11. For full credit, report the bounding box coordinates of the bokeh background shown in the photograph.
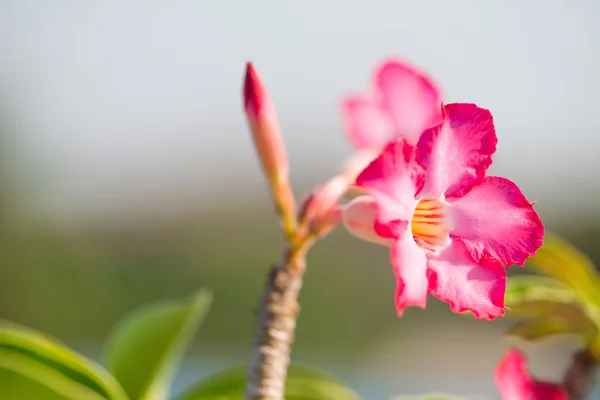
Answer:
[1,1,599,399]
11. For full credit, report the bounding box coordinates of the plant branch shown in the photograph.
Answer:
[563,349,597,400]
[244,244,310,400]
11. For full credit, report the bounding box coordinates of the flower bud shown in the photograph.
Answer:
[243,62,289,184]
[243,62,297,241]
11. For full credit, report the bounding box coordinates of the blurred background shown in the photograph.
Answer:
[0,1,599,399]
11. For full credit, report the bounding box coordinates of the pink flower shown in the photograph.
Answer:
[495,349,568,400]
[342,103,544,319]
[303,59,445,227]
[341,59,444,150]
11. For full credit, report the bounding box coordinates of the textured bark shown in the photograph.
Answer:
[244,255,305,400]
[563,349,597,400]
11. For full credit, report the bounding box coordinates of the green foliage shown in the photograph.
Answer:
[0,320,127,400]
[0,289,214,400]
[176,364,361,400]
[105,289,213,400]
[504,275,597,342]
[0,288,361,400]
[526,233,600,321]
[505,233,600,357]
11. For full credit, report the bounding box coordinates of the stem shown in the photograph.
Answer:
[244,246,308,400]
[271,179,297,243]
[563,349,597,400]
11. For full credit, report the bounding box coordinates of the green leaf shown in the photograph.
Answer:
[105,288,213,400]
[0,349,107,400]
[508,315,597,341]
[504,275,598,342]
[175,364,361,400]
[0,320,128,400]
[504,275,580,317]
[527,233,600,317]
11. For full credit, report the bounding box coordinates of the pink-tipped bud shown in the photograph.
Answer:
[300,148,379,232]
[311,205,343,238]
[243,62,289,183]
[243,62,297,241]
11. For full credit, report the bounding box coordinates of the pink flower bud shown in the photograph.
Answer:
[243,62,297,241]
[243,62,289,183]
[302,175,349,229]
[311,205,342,238]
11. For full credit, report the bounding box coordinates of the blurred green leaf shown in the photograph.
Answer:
[105,288,212,400]
[504,275,598,342]
[527,233,600,318]
[0,349,107,400]
[505,275,580,317]
[175,364,361,400]
[0,320,128,400]
[508,315,597,341]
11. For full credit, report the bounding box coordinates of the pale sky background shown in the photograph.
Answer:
[0,0,599,226]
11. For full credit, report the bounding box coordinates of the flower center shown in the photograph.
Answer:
[411,198,450,250]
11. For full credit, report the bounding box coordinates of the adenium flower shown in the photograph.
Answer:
[301,59,444,229]
[495,349,568,400]
[342,102,544,319]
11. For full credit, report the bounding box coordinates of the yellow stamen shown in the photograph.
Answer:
[411,198,450,247]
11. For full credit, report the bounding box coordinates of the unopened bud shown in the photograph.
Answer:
[311,205,343,238]
[302,175,349,230]
[300,148,379,231]
[243,62,297,241]
[243,62,289,183]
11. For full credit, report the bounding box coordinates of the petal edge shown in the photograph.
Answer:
[449,176,544,267]
[427,239,506,320]
[374,59,444,145]
[417,103,497,199]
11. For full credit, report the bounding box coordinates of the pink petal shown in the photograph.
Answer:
[427,239,506,320]
[341,96,395,149]
[375,59,444,145]
[495,349,568,400]
[391,232,429,315]
[530,383,569,400]
[342,196,393,246]
[449,176,544,267]
[495,349,531,400]
[356,140,425,228]
[417,103,497,199]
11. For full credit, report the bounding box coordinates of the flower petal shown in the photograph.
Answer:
[495,349,568,400]
[341,96,395,149]
[356,140,424,227]
[530,383,569,400]
[427,239,506,320]
[417,103,497,199]
[448,176,544,267]
[342,196,392,246]
[391,232,429,315]
[375,59,443,145]
[495,349,530,400]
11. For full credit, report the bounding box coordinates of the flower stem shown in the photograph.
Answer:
[563,349,597,400]
[244,243,310,400]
